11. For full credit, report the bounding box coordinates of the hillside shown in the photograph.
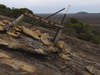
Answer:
[37,12,100,26]
[37,12,100,33]
[0,15,100,75]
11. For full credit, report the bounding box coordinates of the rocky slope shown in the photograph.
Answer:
[0,15,100,75]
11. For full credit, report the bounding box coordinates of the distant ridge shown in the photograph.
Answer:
[76,12,89,14]
[76,12,100,15]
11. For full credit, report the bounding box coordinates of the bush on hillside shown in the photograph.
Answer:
[92,35,100,44]
[63,17,100,44]
[11,8,33,18]
[69,17,80,24]
[78,32,92,41]
[0,4,37,24]
[0,4,33,17]
[39,22,50,28]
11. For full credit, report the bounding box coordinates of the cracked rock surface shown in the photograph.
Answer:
[0,15,100,75]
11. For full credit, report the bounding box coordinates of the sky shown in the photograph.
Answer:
[0,0,100,14]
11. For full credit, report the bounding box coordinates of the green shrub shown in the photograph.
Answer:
[40,22,50,28]
[63,20,72,28]
[78,33,92,41]
[0,4,6,9]
[0,4,33,18]
[92,35,100,44]
[69,17,80,24]
[63,17,100,44]
[11,8,33,18]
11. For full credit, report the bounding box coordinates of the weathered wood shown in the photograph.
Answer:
[13,14,25,25]
[54,5,71,44]
[54,29,62,44]
[3,14,25,30]
[34,8,65,25]
[23,11,65,29]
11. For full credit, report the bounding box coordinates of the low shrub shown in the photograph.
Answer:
[63,17,100,44]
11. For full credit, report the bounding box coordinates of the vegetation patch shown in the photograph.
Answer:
[0,4,100,44]
[63,17,100,44]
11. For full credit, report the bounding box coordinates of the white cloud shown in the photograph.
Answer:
[0,0,40,7]
[0,0,100,13]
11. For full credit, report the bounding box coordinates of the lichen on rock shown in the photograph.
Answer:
[0,20,71,56]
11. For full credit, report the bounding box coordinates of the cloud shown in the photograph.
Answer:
[0,0,68,8]
[67,0,100,5]
[0,0,100,13]
[0,0,39,7]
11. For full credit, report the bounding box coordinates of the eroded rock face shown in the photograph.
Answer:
[0,21,6,31]
[0,26,5,31]
[0,34,57,55]
[0,20,71,56]
[0,20,69,56]
[0,17,100,75]
[0,21,5,26]
[56,41,71,60]
[86,66,100,75]
[0,51,37,73]
[40,33,52,46]
[2,20,10,24]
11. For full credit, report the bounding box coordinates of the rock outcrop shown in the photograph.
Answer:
[0,16,100,75]
[0,20,71,56]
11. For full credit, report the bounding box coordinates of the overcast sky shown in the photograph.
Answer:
[0,0,100,13]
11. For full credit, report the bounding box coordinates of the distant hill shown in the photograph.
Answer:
[76,12,89,14]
